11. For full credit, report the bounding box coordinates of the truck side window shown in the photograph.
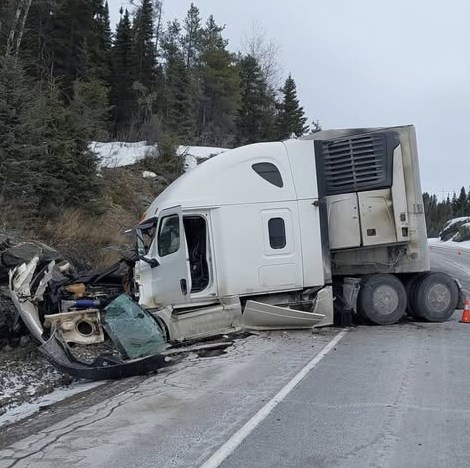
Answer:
[268,218,286,249]
[136,217,158,255]
[158,215,180,257]
[252,163,283,188]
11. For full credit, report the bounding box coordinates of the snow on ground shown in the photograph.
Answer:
[90,141,228,171]
[0,380,103,428]
[91,141,151,167]
[428,237,470,253]
[178,145,228,170]
[442,216,470,231]
[0,344,71,425]
[0,342,107,428]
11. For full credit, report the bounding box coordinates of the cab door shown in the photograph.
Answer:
[151,206,191,306]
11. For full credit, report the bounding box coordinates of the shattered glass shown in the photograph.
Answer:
[103,294,167,359]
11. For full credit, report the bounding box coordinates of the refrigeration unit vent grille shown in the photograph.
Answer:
[320,132,395,195]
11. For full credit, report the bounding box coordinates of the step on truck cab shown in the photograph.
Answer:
[134,125,461,342]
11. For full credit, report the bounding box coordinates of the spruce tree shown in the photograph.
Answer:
[43,0,102,97]
[90,0,113,83]
[0,56,43,221]
[132,0,156,89]
[456,186,467,217]
[111,9,136,137]
[161,20,196,141]
[235,55,276,145]
[12,0,112,102]
[32,78,101,214]
[276,74,309,139]
[197,15,240,146]
[182,3,203,69]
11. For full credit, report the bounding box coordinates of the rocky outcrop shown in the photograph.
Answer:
[439,217,470,242]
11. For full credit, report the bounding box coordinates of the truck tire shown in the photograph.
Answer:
[358,274,407,325]
[405,273,427,318]
[409,272,458,322]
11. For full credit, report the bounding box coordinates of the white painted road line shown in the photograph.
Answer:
[199,330,348,468]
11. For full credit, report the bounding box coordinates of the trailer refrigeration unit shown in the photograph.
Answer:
[134,125,461,342]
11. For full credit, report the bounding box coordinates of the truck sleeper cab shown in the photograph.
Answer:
[134,125,460,342]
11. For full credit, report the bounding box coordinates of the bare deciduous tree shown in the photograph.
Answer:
[241,22,283,93]
[5,0,33,59]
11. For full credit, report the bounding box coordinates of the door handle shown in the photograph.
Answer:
[180,279,188,295]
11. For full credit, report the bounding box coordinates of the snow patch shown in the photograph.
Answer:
[428,238,470,252]
[91,141,151,168]
[442,216,470,230]
[90,141,228,172]
[177,145,228,171]
[0,380,104,428]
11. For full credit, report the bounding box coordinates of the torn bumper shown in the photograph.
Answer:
[40,332,169,381]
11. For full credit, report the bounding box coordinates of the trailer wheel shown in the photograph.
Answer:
[405,273,428,318]
[358,274,407,325]
[410,272,458,322]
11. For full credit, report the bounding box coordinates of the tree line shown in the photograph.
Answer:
[1,0,463,238]
[423,187,470,237]
[0,0,314,224]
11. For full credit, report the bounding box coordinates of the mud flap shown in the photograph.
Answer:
[455,279,465,310]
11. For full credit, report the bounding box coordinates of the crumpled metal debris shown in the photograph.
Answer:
[44,309,104,345]
[8,256,174,381]
[39,331,169,381]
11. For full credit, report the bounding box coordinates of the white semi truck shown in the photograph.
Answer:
[134,125,461,342]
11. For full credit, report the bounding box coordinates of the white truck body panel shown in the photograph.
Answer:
[134,125,429,341]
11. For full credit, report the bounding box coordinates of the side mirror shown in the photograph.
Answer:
[138,255,160,268]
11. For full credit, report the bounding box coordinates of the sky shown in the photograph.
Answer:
[108,0,470,196]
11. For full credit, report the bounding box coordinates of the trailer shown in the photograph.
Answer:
[134,125,461,342]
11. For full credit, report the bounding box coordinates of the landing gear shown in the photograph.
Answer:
[357,274,407,325]
[408,272,459,322]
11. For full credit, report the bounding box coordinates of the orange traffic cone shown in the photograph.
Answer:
[460,299,470,323]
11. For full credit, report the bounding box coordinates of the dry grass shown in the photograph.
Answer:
[3,157,182,272]
[36,207,135,271]
[34,166,162,271]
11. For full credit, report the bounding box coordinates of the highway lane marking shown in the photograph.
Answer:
[199,330,348,468]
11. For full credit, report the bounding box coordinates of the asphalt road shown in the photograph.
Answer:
[218,315,469,468]
[1,247,469,468]
[429,243,470,295]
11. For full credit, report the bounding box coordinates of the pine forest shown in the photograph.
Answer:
[0,0,467,265]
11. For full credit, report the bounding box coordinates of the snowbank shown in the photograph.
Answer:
[428,237,470,254]
[429,216,470,254]
[438,216,470,242]
[90,141,228,171]
[443,217,470,230]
